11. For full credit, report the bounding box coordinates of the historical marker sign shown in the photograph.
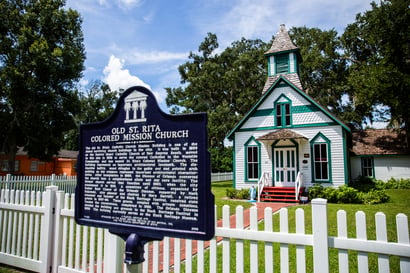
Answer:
[75,86,214,241]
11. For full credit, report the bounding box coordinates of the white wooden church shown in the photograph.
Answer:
[227,25,410,201]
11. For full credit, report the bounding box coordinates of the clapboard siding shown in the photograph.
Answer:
[234,125,347,189]
[351,155,410,181]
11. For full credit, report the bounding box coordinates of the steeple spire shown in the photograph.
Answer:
[265,24,298,55]
[262,24,303,94]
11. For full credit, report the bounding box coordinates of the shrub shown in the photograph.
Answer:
[350,176,376,192]
[307,184,325,200]
[226,188,236,199]
[307,183,390,204]
[384,178,410,189]
[336,186,362,204]
[359,189,390,204]
[226,188,250,199]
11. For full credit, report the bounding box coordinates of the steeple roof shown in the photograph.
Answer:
[265,24,298,55]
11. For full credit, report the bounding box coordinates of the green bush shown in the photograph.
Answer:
[307,184,325,200]
[336,185,362,204]
[359,189,390,204]
[350,176,377,192]
[307,182,392,204]
[226,188,250,199]
[226,188,236,199]
[384,178,410,189]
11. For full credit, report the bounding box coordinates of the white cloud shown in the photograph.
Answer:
[117,0,143,9]
[125,49,187,65]
[103,55,151,91]
[197,0,371,47]
[102,55,166,104]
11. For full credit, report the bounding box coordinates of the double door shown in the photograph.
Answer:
[274,148,297,186]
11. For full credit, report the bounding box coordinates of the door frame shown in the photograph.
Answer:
[272,139,299,187]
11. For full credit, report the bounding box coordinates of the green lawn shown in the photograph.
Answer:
[200,185,410,273]
[1,183,409,273]
[211,180,253,218]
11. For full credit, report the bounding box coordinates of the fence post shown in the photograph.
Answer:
[104,230,124,273]
[40,186,57,273]
[51,173,56,186]
[311,198,329,273]
[6,173,11,190]
[52,191,65,273]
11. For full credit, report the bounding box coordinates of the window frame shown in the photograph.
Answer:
[361,157,374,178]
[274,94,292,128]
[310,132,332,183]
[244,137,261,182]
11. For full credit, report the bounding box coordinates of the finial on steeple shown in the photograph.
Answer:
[265,24,298,55]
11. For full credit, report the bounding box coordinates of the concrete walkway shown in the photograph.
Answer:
[148,202,296,272]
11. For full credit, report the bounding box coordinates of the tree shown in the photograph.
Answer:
[0,0,85,172]
[288,27,359,125]
[342,0,410,139]
[165,33,268,171]
[63,81,118,150]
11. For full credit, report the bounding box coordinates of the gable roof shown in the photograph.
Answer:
[227,76,350,140]
[351,129,409,155]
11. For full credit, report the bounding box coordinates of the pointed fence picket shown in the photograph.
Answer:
[0,188,409,273]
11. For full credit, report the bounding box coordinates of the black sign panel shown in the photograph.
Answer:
[75,86,214,241]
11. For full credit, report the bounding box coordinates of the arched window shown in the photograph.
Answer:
[311,132,331,182]
[274,94,292,128]
[244,137,261,181]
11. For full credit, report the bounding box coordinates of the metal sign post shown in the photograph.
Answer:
[75,86,215,268]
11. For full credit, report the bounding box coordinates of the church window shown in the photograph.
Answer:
[275,54,289,74]
[311,133,331,182]
[245,137,260,181]
[274,95,292,128]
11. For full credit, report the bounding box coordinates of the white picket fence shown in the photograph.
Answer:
[0,173,230,195]
[0,186,409,273]
[0,174,76,193]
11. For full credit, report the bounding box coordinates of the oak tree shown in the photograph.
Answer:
[0,0,85,172]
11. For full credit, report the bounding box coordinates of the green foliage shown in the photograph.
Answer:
[226,188,250,200]
[350,175,378,192]
[336,185,362,204]
[384,177,410,189]
[209,146,232,172]
[289,27,351,122]
[342,0,410,135]
[359,190,390,205]
[308,182,391,204]
[0,0,85,168]
[166,34,268,171]
[63,81,118,150]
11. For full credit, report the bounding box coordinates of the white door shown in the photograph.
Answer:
[274,148,297,187]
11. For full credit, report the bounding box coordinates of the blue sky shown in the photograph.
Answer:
[66,0,373,111]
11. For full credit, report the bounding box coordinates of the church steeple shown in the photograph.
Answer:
[262,24,303,94]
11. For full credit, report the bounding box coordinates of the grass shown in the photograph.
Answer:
[2,182,409,272]
[211,180,253,217]
[189,184,410,273]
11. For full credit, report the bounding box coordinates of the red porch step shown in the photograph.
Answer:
[260,187,305,203]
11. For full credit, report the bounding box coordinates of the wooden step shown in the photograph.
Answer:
[260,187,305,203]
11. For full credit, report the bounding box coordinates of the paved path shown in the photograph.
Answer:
[147,202,296,272]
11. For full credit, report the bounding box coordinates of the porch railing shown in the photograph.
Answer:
[295,171,303,201]
[257,172,270,202]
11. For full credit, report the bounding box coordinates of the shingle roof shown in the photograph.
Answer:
[351,129,409,155]
[262,74,303,94]
[257,129,308,141]
[265,24,298,55]
[15,147,78,159]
